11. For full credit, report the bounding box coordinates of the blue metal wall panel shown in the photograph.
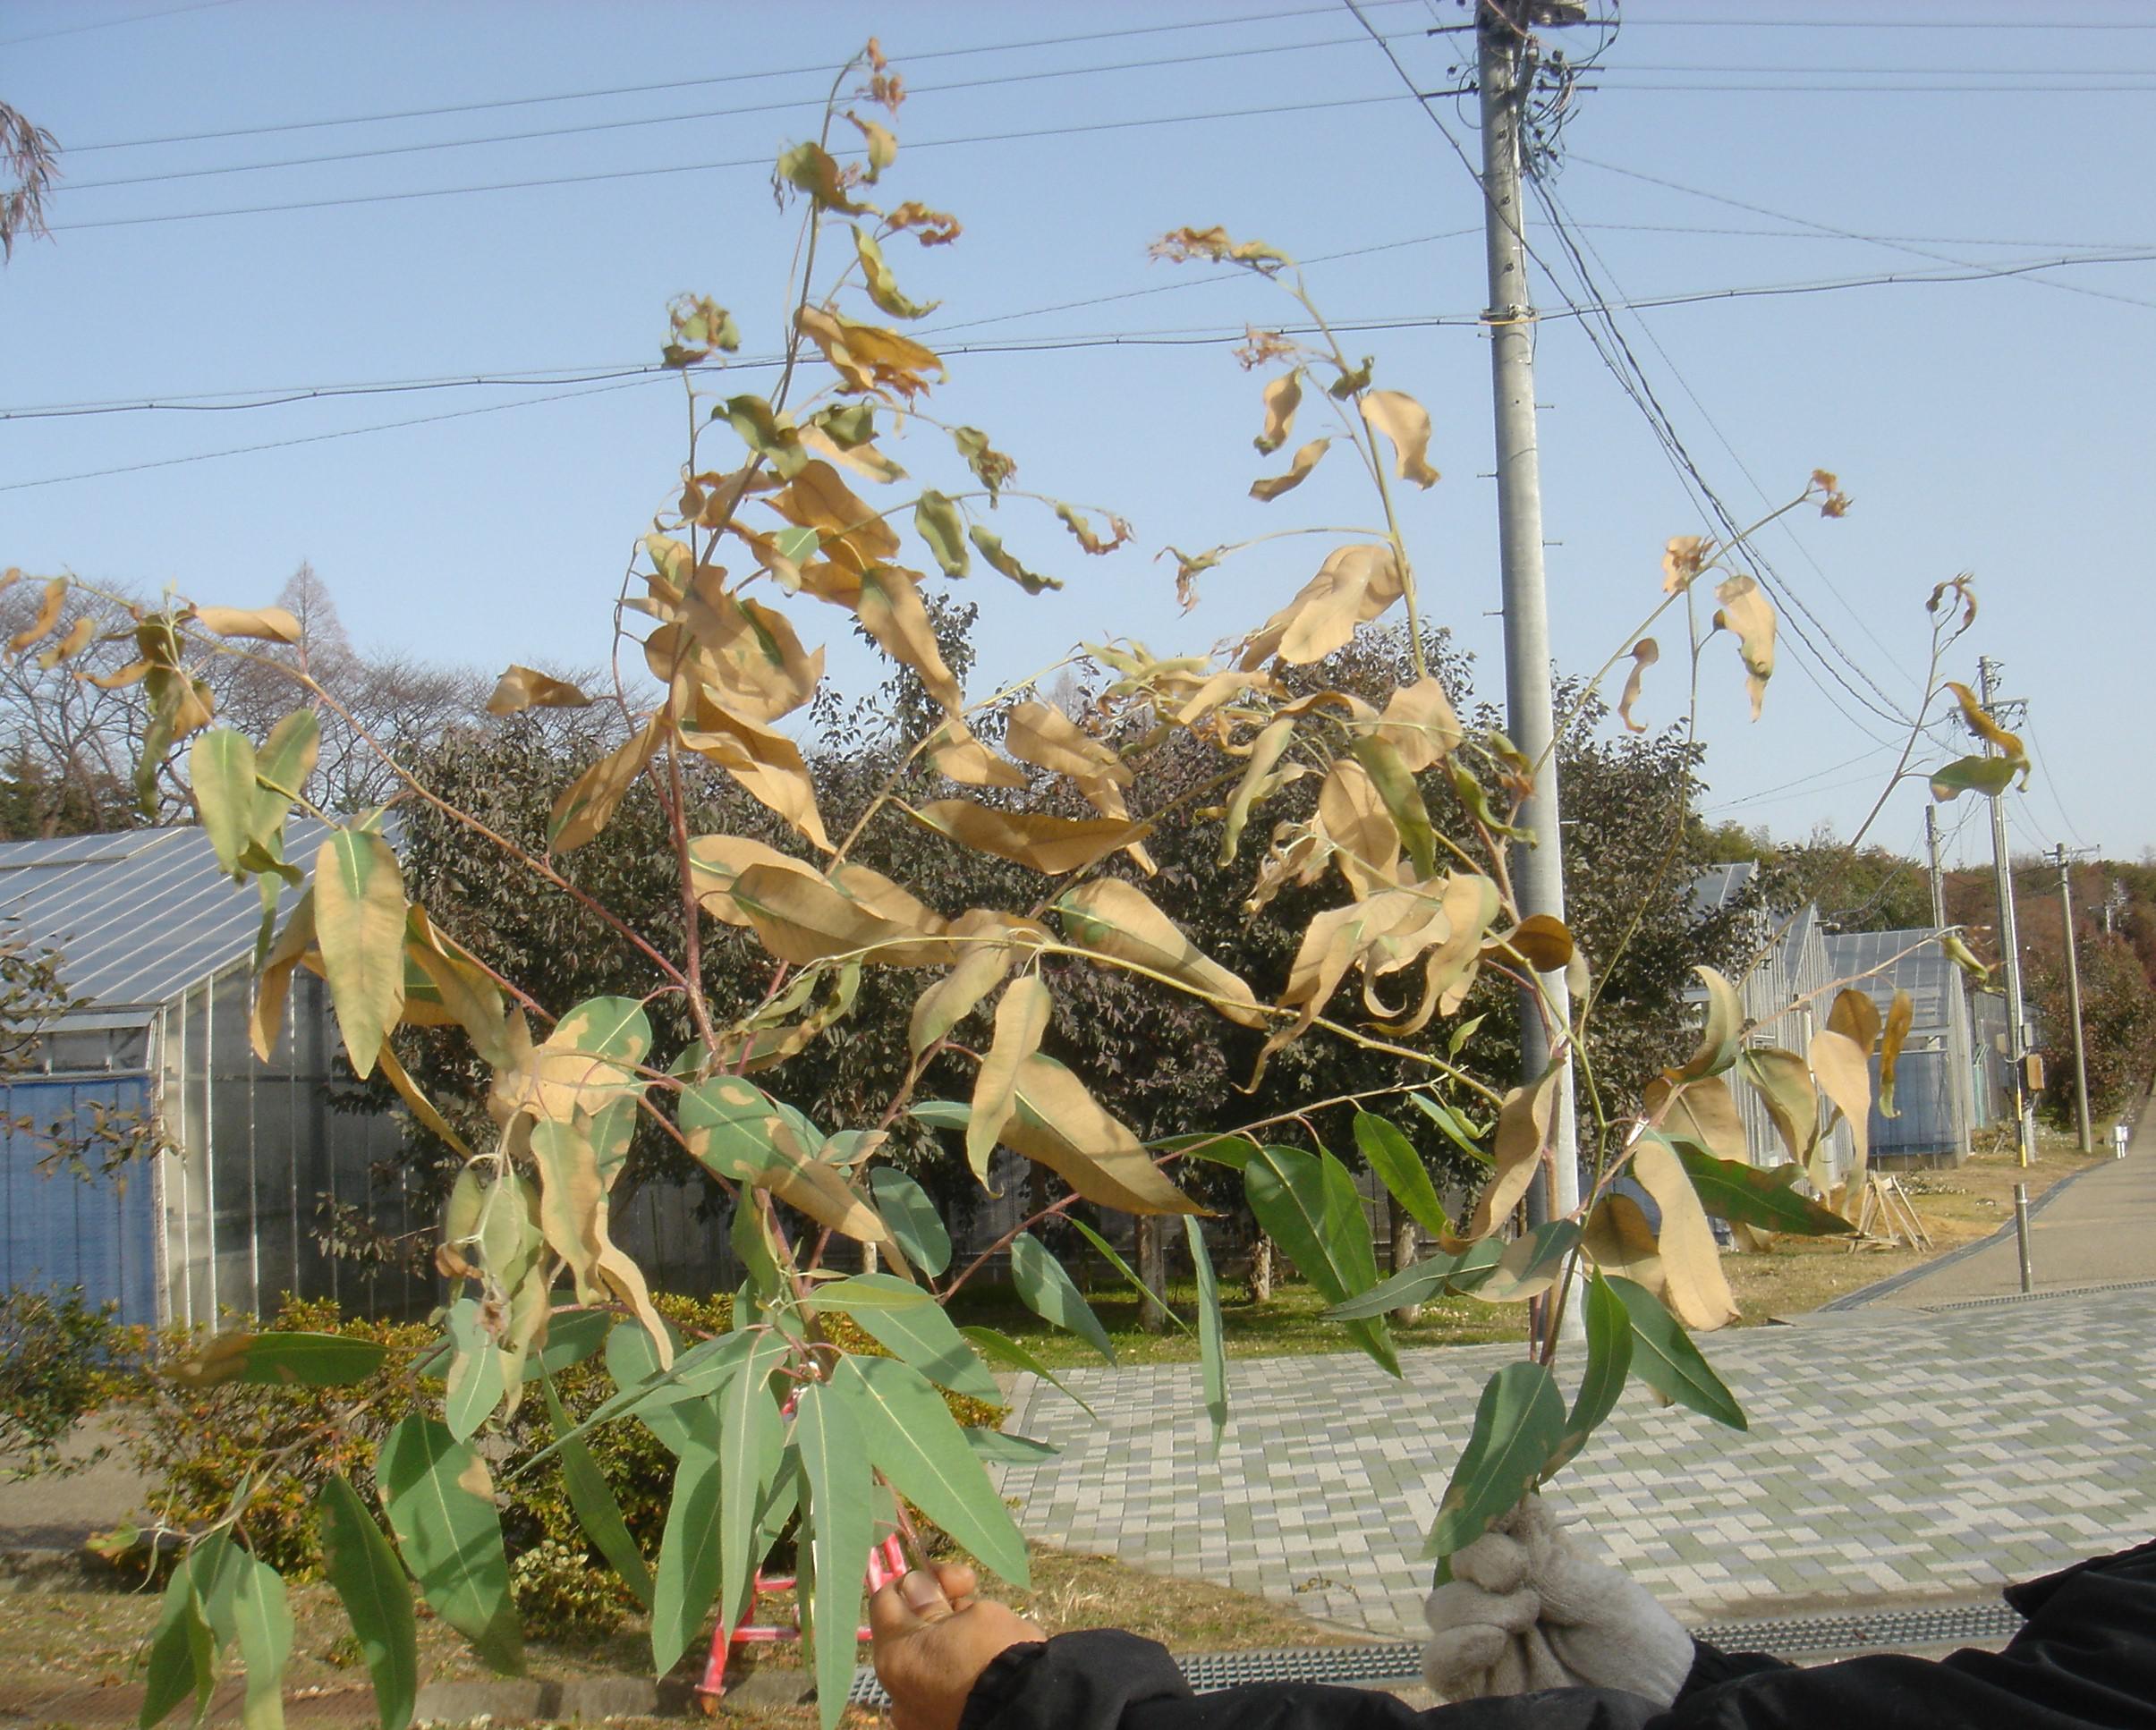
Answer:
[0,1076,159,1324]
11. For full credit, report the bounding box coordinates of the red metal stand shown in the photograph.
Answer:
[695,1531,909,1711]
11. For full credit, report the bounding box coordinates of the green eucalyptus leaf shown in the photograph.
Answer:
[795,1380,875,1730]
[814,1274,999,1401]
[959,1325,1097,1420]
[1422,1361,1566,1564]
[866,1167,952,1277]
[1008,1232,1115,1365]
[1352,1112,1451,1239]
[378,1417,522,1675]
[316,1474,418,1730]
[1244,1145,1397,1376]
[1184,1217,1228,1453]
[1604,1276,1746,1431]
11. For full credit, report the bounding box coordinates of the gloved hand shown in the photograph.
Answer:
[1422,1497,1693,1706]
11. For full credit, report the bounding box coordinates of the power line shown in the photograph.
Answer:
[1536,181,1924,705]
[0,0,242,49]
[61,29,1429,196]
[1605,17,2156,28]
[63,0,1430,152]
[44,91,1417,232]
[0,227,1484,420]
[0,377,666,495]
[2022,715,2092,852]
[1571,152,2156,314]
[10,253,2152,464]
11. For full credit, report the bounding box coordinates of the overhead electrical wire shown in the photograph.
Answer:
[60,29,1430,195]
[0,0,242,49]
[1534,179,1926,708]
[62,0,1432,152]
[44,91,1417,232]
[1350,3,1922,739]
[1570,152,2156,314]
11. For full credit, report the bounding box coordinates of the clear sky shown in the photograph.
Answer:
[6,0,2152,871]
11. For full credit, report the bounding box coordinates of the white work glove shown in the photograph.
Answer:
[1422,1497,1693,1707]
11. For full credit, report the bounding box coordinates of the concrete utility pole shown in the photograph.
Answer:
[2055,843,2094,1153]
[1978,657,2037,1165]
[1475,0,1583,1337]
[1925,807,1974,1163]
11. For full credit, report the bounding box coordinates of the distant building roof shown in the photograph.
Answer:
[0,822,333,1023]
[1686,861,1758,920]
[1822,928,1957,1030]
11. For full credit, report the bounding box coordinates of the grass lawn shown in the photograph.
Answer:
[0,1541,1345,1730]
[946,1126,2114,1369]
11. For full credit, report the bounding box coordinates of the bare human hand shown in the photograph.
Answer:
[870,1564,1045,1730]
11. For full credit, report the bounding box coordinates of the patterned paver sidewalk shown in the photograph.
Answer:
[994,1283,2156,1638]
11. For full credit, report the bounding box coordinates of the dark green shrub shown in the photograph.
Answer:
[0,1285,134,1482]
[115,1291,1006,1624]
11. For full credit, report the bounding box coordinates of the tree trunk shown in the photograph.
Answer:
[1136,1215,1171,1334]
[1249,1234,1273,1304]
[861,1237,879,1275]
[1388,1195,1422,1325]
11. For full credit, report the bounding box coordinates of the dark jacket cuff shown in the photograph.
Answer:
[959,1631,1192,1730]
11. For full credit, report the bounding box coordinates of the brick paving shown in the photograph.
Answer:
[996,1209,2156,1639]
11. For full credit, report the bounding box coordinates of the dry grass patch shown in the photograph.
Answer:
[1722,1127,2110,1323]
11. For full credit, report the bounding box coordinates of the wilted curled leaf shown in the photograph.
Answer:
[1617,639,1659,734]
[1941,681,2030,784]
[487,666,591,717]
[967,976,1049,1183]
[910,800,1147,876]
[1926,572,1977,630]
[1809,1026,1871,1197]
[1493,913,1573,974]
[1254,370,1302,455]
[676,703,832,852]
[1710,575,1776,720]
[1660,536,1710,594]
[1359,390,1440,488]
[1056,878,1265,1029]
[969,527,1060,594]
[1052,503,1131,556]
[852,225,938,319]
[192,605,304,644]
[1928,756,2017,802]
[1250,437,1329,504]
[1740,1046,1819,1171]
[1002,1054,1204,1215]
[914,491,969,577]
[1239,544,1404,670]
[928,719,1026,789]
[35,615,97,672]
[1940,931,1993,987]
[687,835,818,925]
[1457,1064,1563,1242]
[909,941,1019,1060]
[1643,1073,1747,1166]
[1149,225,1288,274]
[1879,988,1914,1117]
[8,579,67,656]
[795,306,943,402]
[1163,545,1224,612]
[774,141,874,215]
[1219,717,1297,866]
[857,565,962,715]
[1669,966,1744,1081]
[1628,1132,1739,1331]
[727,861,949,968]
[1005,701,1128,792]
[1316,758,1399,899]
[1582,1191,1663,1299]
[1375,677,1463,773]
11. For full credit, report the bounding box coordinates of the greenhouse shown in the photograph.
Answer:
[0,822,419,1327]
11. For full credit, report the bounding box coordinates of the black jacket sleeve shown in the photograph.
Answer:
[955,1542,2156,1730]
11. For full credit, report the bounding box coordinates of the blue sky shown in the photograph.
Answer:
[5,0,2152,869]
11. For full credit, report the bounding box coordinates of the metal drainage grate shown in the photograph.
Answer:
[845,1603,2024,1705]
[1923,1278,2156,1314]
[1690,1600,2023,1655]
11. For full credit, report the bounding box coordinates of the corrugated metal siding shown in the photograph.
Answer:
[1,1074,160,1324]
[1725,903,1855,1181]
[1822,930,1983,1164]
